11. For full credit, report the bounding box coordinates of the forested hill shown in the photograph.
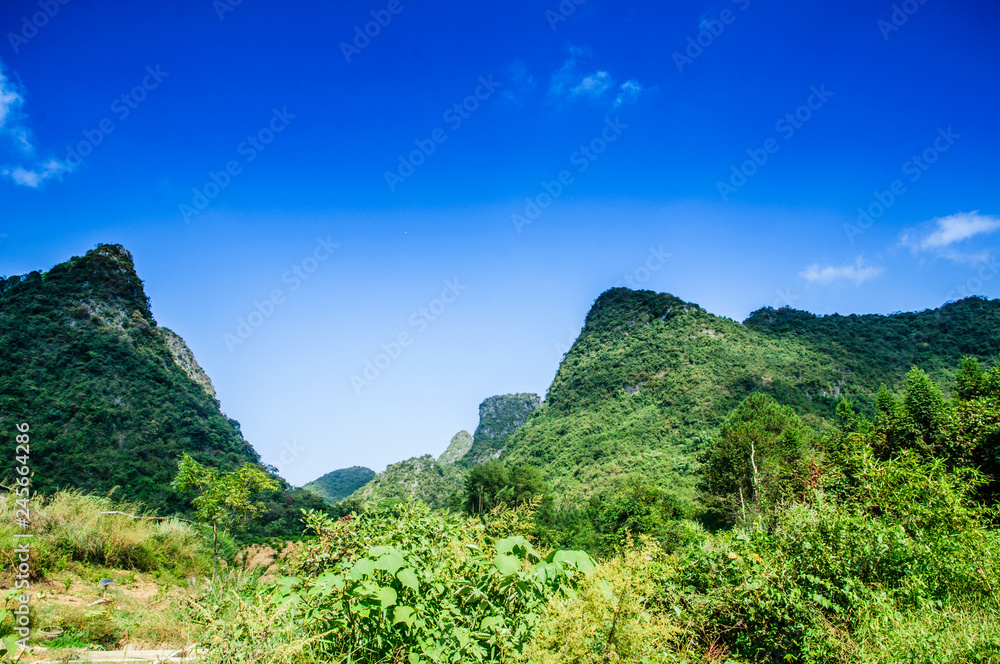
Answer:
[501,288,1000,506]
[744,296,1000,405]
[0,244,326,530]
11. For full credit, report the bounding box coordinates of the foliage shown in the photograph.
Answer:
[586,476,687,554]
[193,502,595,663]
[463,461,551,515]
[172,452,279,574]
[700,392,816,527]
[525,538,682,663]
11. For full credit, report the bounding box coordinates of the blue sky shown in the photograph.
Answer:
[2,0,999,485]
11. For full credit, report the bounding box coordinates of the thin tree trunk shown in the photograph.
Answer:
[212,522,218,579]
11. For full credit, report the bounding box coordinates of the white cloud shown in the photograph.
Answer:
[0,64,31,153]
[547,44,646,110]
[900,211,1000,255]
[800,256,884,286]
[3,159,66,188]
[613,80,644,108]
[0,59,68,188]
[571,71,612,99]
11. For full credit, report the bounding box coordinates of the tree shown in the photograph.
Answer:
[171,453,279,576]
[463,461,551,515]
[589,475,684,551]
[700,392,812,526]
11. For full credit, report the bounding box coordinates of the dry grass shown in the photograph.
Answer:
[0,490,207,574]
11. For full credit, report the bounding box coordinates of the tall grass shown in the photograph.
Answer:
[0,489,209,575]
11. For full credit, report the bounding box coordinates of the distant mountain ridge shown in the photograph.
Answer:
[337,394,541,508]
[302,466,376,504]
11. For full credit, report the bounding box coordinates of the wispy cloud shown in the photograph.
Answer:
[614,80,645,108]
[0,59,67,188]
[500,60,537,104]
[571,71,612,99]
[900,211,1000,260]
[800,256,884,286]
[548,44,647,110]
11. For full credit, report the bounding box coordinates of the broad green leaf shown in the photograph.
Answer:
[397,567,419,592]
[376,551,405,575]
[552,550,596,576]
[480,615,504,631]
[348,558,376,580]
[496,535,536,558]
[310,572,343,596]
[394,605,416,627]
[378,585,398,609]
[494,553,521,576]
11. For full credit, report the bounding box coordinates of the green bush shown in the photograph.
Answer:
[194,501,594,663]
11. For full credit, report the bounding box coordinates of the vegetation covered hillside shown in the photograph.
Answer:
[0,245,327,534]
[502,288,1000,507]
[437,430,472,464]
[744,296,1000,407]
[302,466,375,504]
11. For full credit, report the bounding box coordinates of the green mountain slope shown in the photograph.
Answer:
[501,288,1000,506]
[349,455,465,509]
[0,244,327,531]
[438,430,472,464]
[302,466,376,504]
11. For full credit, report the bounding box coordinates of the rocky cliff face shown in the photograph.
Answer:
[463,394,541,465]
[160,327,217,401]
